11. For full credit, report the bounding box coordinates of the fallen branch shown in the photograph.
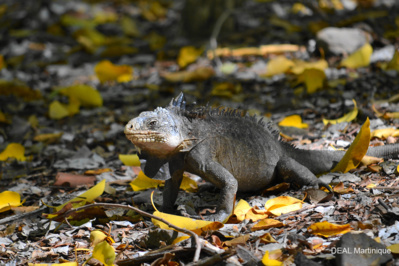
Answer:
[51,202,202,263]
[0,206,48,225]
[274,202,333,220]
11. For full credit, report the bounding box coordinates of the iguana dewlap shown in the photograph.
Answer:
[125,93,399,221]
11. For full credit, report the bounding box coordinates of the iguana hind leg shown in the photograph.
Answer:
[276,156,332,193]
[186,152,238,222]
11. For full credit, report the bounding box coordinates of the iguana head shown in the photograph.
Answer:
[124,93,191,158]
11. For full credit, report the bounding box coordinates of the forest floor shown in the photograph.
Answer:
[1,0,399,265]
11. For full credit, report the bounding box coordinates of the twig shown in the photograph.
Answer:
[375,186,399,190]
[52,203,202,263]
[0,205,48,225]
[378,198,390,210]
[274,202,333,220]
[209,8,234,68]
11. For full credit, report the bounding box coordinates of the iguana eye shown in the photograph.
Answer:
[148,120,158,127]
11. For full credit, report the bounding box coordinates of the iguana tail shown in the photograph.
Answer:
[366,144,399,159]
[281,142,345,174]
[282,142,399,175]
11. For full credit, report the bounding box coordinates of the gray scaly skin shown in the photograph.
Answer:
[124,93,399,221]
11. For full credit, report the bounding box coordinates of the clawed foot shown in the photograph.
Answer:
[198,209,231,222]
[318,180,333,193]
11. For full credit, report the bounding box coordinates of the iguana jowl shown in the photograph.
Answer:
[125,93,399,221]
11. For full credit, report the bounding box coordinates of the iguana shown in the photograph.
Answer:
[124,93,399,221]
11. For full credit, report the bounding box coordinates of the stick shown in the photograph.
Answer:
[0,206,48,225]
[54,203,202,263]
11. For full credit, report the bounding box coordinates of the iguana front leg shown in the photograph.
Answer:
[162,169,184,213]
[186,151,238,222]
[276,156,332,192]
[161,157,185,213]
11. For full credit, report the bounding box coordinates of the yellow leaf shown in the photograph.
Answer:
[180,174,198,193]
[91,229,115,246]
[178,46,202,68]
[0,143,26,161]
[130,171,196,192]
[219,62,237,75]
[371,128,399,139]
[264,196,303,216]
[140,1,167,21]
[270,15,301,32]
[119,154,140,166]
[55,179,106,212]
[59,84,103,107]
[387,49,399,72]
[259,232,277,243]
[308,221,352,237]
[261,250,283,266]
[299,68,326,93]
[291,3,308,13]
[340,43,373,69]
[162,67,214,83]
[366,183,377,189]
[290,59,328,75]
[322,100,358,125]
[28,262,78,266]
[383,112,399,119]
[331,118,370,173]
[85,168,113,175]
[278,115,308,129]
[117,73,134,83]
[33,132,63,143]
[0,191,21,213]
[172,235,190,244]
[121,16,140,37]
[92,240,116,266]
[90,230,108,246]
[66,96,81,115]
[269,203,302,216]
[244,208,268,222]
[72,28,106,53]
[234,47,261,56]
[60,13,97,28]
[49,100,70,120]
[145,31,166,51]
[207,45,300,59]
[251,218,284,231]
[211,82,238,97]
[152,210,223,235]
[0,80,41,101]
[387,243,399,254]
[333,182,354,194]
[0,54,5,70]
[94,60,133,83]
[259,44,300,55]
[0,111,10,124]
[232,199,252,222]
[28,115,39,128]
[262,56,295,77]
[94,10,117,24]
[224,235,250,246]
[361,155,383,166]
[130,171,164,191]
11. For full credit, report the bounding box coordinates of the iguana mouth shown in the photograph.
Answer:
[125,131,166,143]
